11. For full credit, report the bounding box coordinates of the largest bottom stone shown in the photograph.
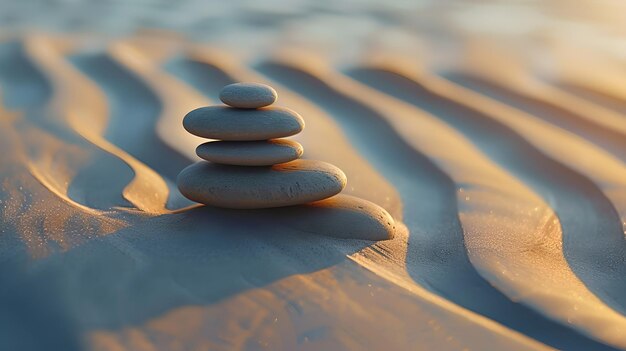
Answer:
[177,159,347,209]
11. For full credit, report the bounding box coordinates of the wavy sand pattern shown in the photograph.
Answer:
[1,29,626,351]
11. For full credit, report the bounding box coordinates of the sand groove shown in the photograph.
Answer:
[21,35,173,214]
[443,72,626,163]
[68,53,193,209]
[557,82,626,115]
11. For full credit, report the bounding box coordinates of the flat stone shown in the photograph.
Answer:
[183,106,304,141]
[180,194,395,241]
[196,139,303,166]
[277,194,395,240]
[220,83,278,108]
[177,159,346,208]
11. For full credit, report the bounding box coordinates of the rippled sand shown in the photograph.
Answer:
[1,3,625,349]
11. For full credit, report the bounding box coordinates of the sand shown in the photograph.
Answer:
[1,1,626,350]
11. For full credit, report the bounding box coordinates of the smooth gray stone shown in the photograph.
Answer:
[196,139,303,166]
[183,106,304,141]
[177,159,346,208]
[277,194,395,240]
[219,83,278,108]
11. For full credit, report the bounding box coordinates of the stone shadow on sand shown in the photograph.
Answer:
[0,205,372,350]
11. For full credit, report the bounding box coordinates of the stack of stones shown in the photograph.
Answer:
[177,83,348,209]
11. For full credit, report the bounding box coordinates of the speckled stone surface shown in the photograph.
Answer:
[219,82,278,108]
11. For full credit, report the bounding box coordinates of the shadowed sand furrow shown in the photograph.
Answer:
[255,61,618,350]
[0,39,135,211]
[0,41,51,109]
[164,58,235,101]
[442,72,626,163]
[23,35,174,214]
[556,82,626,116]
[105,40,210,162]
[156,49,556,347]
[348,67,626,324]
[68,53,193,209]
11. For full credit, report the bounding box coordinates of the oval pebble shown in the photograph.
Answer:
[277,194,395,240]
[220,83,278,108]
[181,194,395,241]
[177,159,346,209]
[196,139,303,166]
[183,106,304,141]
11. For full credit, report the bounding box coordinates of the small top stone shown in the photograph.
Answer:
[220,83,278,109]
